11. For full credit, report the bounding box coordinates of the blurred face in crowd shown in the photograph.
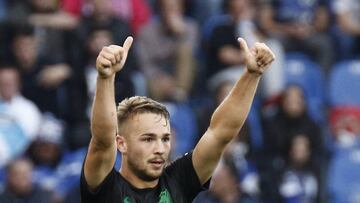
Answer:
[0,68,20,102]
[7,159,33,196]
[290,135,310,168]
[32,140,61,166]
[158,0,183,18]
[118,113,171,182]
[13,35,38,70]
[282,85,306,118]
[31,0,57,12]
[228,0,250,15]
[210,162,239,200]
[91,0,112,17]
[158,0,185,34]
[88,30,113,57]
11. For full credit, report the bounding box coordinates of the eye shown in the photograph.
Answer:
[162,137,170,142]
[143,137,153,142]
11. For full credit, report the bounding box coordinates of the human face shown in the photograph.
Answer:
[120,113,171,182]
[7,159,33,195]
[290,135,310,167]
[88,30,112,57]
[13,36,38,70]
[282,86,306,118]
[0,69,19,102]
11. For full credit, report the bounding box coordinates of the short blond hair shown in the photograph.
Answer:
[117,96,170,133]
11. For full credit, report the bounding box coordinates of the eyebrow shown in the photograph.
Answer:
[140,133,171,137]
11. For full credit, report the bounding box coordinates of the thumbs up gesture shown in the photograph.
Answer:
[96,36,133,78]
[238,38,275,75]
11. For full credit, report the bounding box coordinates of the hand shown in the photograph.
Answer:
[238,38,275,75]
[166,14,186,36]
[96,36,133,78]
[37,64,71,88]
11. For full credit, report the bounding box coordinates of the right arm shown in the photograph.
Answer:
[84,37,133,190]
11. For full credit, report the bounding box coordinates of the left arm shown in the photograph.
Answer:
[193,38,275,184]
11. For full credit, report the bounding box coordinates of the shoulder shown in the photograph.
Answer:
[13,96,39,110]
[165,152,193,169]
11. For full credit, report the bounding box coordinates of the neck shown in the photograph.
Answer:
[119,161,159,189]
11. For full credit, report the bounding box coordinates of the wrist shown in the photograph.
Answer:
[97,74,115,81]
[245,68,262,78]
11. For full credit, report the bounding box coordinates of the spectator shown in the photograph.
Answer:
[194,154,260,203]
[74,0,139,100]
[205,0,285,99]
[258,0,334,70]
[332,0,360,59]
[110,0,152,35]
[0,66,41,167]
[12,26,72,120]
[0,66,41,140]
[263,85,323,168]
[137,0,198,101]
[27,115,86,202]
[0,158,52,203]
[8,0,79,62]
[279,135,319,203]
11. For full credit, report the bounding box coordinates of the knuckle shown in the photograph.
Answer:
[102,46,109,51]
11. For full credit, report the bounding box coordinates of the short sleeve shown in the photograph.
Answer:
[80,165,117,202]
[165,152,210,201]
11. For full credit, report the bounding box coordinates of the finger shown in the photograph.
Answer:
[108,45,122,63]
[100,58,112,68]
[264,56,275,65]
[101,52,117,65]
[256,53,266,63]
[256,54,267,67]
[122,36,133,52]
[237,38,250,54]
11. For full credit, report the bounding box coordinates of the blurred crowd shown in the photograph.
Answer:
[0,0,360,202]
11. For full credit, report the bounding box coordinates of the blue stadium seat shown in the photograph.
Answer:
[329,60,360,106]
[284,53,326,123]
[164,102,198,158]
[327,139,360,203]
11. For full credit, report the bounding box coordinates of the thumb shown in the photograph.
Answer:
[237,38,250,54]
[123,36,133,52]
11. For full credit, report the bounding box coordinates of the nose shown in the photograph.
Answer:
[154,140,166,155]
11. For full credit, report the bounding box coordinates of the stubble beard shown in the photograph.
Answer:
[127,158,164,182]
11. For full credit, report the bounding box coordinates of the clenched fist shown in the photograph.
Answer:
[96,36,133,78]
[238,38,275,75]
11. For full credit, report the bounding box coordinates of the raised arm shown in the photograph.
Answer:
[84,37,133,190]
[193,38,275,184]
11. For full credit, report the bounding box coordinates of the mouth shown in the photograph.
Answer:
[148,159,165,169]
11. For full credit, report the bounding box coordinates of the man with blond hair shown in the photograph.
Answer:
[80,36,275,202]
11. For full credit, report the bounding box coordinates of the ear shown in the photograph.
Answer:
[116,134,127,153]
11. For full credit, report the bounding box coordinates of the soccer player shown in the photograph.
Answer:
[80,36,275,202]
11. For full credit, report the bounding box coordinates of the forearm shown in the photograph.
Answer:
[218,46,243,66]
[209,69,260,142]
[175,43,195,94]
[29,12,79,30]
[91,75,117,147]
